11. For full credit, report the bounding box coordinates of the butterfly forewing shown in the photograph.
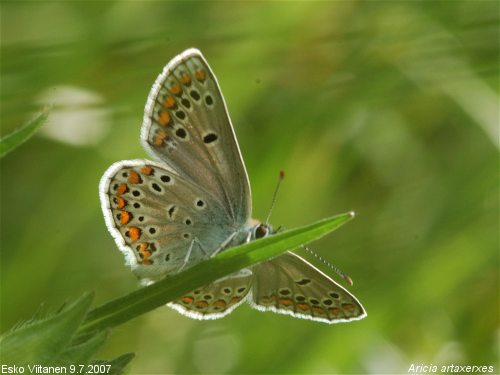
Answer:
[99,160,237,281]
[250,252,367,324]
[141,48,251,226]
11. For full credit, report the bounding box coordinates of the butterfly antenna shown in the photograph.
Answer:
[301,245,354,286]
[265,170,285,225]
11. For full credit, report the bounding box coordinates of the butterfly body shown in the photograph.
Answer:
[100,48,366,323]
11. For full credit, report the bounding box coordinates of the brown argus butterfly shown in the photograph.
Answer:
[99,49,366,323]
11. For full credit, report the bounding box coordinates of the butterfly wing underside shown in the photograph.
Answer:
[100,48,253,282]
[99,160,239,281]
[250,252,367,323]
[141,48,251,226]
[169,272,253,320]
[100,48,366,324]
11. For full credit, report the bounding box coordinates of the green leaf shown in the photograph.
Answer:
[0,106,50,158]
[0,292,93,365]
[79,212,355,335]
[1,294,134,373]
[57,331,108,365]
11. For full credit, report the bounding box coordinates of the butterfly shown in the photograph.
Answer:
[99,48,366,324]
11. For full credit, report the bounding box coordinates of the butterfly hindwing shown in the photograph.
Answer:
[141,48,251,227]
[99,159,237,282]
[169,271,253,320]
[249,252,367,323]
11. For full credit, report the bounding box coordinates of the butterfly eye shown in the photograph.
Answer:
[254,224,270,239]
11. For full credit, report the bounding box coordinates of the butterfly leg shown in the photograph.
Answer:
[211,231,242,257]
[177,230,245,272]
[210,231,253,279]
[190,230,240,259]
[177,236,222,272]
[177,240,196,272]
[178,238,211,272]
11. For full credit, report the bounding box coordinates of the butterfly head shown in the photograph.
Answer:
[252,223,273,240]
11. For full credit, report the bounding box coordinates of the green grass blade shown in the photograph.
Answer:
[0,292,94,365]
[0,106,50,158]
[79,212,355,334]
[58,331,108,365]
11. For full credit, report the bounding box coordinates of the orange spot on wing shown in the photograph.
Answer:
[140,166,153,175]
[181,73,191,85]
[213,300,227,309]
[195,300,209,309]
[116,197,127,209]
[120,211,131,225]
[328,307,341,316]
[229,296,241,305]
[154,130,169,146]
[195,69,206,82]
[154,137,163,146]
[117,183,128,196]
[170,83,182,95]
[342,303,355,313]
[182,296,194,304]
[279,298,293,307]
[296,303,310,311]
[312,306,326,315]
[158,111,171,126]
[137,242,153,265]
[128,171,141,184]
[164,95,176,108]
[127,227,141,242]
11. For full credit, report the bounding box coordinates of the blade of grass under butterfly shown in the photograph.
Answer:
[79,212,355,334]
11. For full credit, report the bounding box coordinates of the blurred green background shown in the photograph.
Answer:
[1,1,498,374]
